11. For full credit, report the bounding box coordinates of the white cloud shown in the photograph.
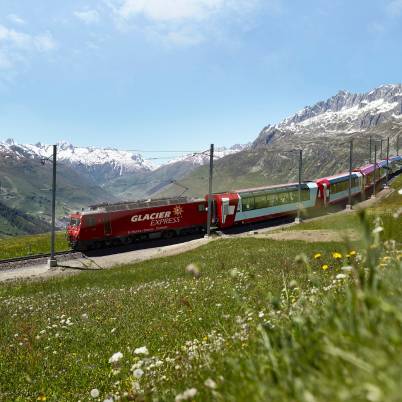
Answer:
[387,0,402,16]
[74,9,101,24]
[7,14,26,25]
[0,24,57,70]
[116,0,224,22]
[106,0,263,46]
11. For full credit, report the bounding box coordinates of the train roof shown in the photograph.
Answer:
[316,171,361,183]
[82,196,205,214]
[231,181,315,194]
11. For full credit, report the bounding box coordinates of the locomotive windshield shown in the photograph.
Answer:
[70,217,80,227]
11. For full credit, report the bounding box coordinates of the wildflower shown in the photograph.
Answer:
[341,266,353,272]
[398,188,402,195]
[82,313,88,320]
[313,253,322,259]
[175,388,198,402]
[332,252,342,259]
[185,263,201,278]
[90,389,100,398]
[336,274,347,280]
[258,311,265,318]
[111,328,116,334]
[108,352,123,363]
[321,264,329,271]
[37,394,47,401]
[134,346,149,355]
[203,336,208,341]
[133,368,144,379]
[372,226,383,234]
[349,250,357,256]
[204,378,217,389]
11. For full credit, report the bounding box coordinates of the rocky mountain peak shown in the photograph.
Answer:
[254,83,402,147]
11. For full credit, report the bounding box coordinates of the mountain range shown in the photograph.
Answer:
[0,83,401,235]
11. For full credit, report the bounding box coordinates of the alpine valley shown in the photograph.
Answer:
[0,83,401,235]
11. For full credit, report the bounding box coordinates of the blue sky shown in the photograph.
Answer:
[0,0,401,154]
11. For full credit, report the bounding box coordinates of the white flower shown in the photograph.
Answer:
[398,188,402,195]
[258,311,265,318]
[103,398,114,402]
[111,328,116,334]
[134,346,149,355]
[108,352,123,363]
[336,273,347,280]
[133,368,144,379]
[204,378,217,389]
[372,226,383,234]
[90,389,100,398]
[175,388,198,401]
[82,313,88,319]
[185,263,200,278]
[341,266,353,272]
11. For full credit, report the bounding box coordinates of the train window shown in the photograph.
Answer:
[254,194,268,209]
[241,196,255,211]
[331,177,359,194]
[70,218,80,227]
[198,204,206,212]
[85,216,96,227]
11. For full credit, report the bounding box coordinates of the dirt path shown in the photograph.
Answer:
[247,229,360,243]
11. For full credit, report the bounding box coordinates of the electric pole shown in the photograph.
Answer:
[206,144,214,237]
[347,139,353,210]
[385,137,390,189]
[372,144,377,199]
[369,136,372,163]
[295,149,303,224]
[48,145,58,268]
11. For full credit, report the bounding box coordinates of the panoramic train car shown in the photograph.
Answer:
[315,172,363,207]
[212,182,318,229]
[353,163,386,192]
[67,197,207,250]
[378,156,402,176]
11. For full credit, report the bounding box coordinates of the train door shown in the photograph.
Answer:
[221,198,230,224]
[104,214,112,237]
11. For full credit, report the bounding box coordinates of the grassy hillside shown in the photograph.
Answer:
[0,231,69,260]
[0,156,118,223]
[0,202,52,237]
[0,180,401,400]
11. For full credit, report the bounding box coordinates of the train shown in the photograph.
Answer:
[67,156,402,251]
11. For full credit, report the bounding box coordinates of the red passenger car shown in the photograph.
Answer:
[67,197,207,250]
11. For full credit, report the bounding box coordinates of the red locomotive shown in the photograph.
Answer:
[68,197,207,250]
[67,156,401,251]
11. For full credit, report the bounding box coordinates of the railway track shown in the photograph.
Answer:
[0,250,78,266]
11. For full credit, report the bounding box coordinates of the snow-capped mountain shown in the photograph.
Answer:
[0,139,155,179]
[254,84,402,146]
[165,144,250,166]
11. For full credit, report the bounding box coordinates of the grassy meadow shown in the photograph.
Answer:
[0,176,401,401]
[0,231,69,261]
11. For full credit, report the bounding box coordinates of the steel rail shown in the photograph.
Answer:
[0,250,75,265]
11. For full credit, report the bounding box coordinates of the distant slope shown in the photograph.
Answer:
[0,152,118,223]
[0,201,51,237]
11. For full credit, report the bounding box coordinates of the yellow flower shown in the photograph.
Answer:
[345,254,351,258]
[203,336,208,342]
[332,252,342,260]
[349,250,357,256]
[37,395,47,401]
[314,253,322,259]
[321,264,329,271]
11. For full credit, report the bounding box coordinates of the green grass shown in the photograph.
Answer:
[0,178,401,401]
[0,231,70,260]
